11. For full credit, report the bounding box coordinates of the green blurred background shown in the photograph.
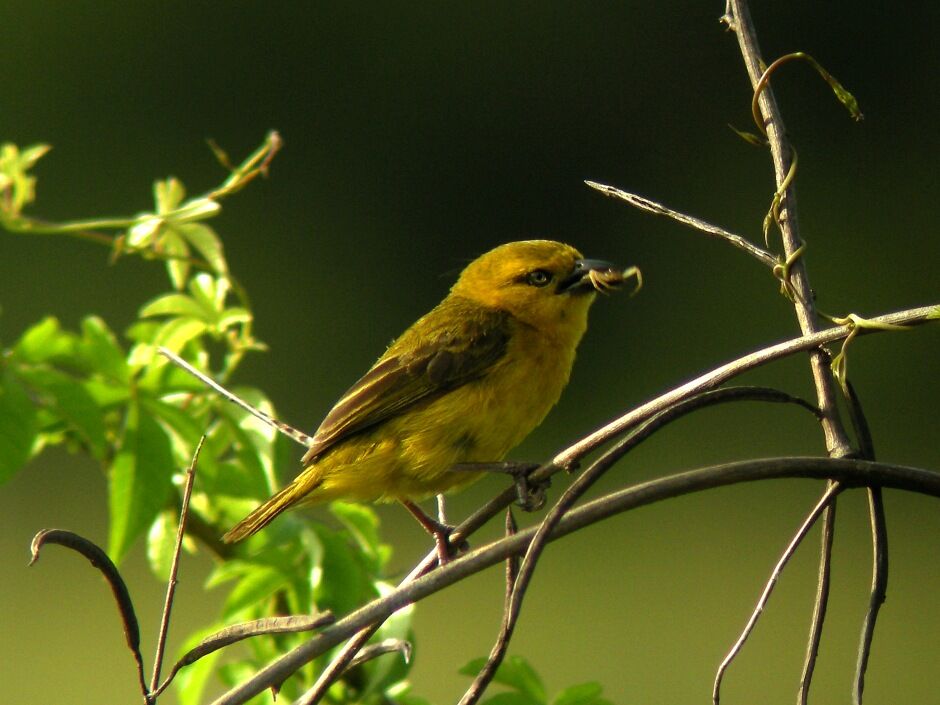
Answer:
[1,2,937,704]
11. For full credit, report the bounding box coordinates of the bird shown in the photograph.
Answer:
[221,240,635,557]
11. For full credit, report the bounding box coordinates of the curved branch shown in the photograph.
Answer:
[210,457,940,705]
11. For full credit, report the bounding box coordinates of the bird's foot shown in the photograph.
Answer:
[450,461,551,511]
[400,499,468,566]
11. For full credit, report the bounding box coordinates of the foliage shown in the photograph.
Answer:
[0,136,432,703]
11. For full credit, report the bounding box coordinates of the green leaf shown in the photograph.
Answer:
[461,656,547,703]
[77,316,128,383]
[155,177,186,214]
[147,509,178,580]
[108,401,176,564]
[152,316,209,352]
[551,682,606,705]
[140,292,213,321]
[329,501,386,568]
[127,215,164,248]
[311,524,377,616]
[216,307,252,331]
[15,367,108,458]
[188,273,220,313]
[13,316,76,364]
[0,370,38,484]
[170,197,221,223]
[161,228,191,290]
[0,142,50,215]
[178,222,228,275]
[222,564,289,619]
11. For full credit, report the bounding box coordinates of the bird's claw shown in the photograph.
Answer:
[507,464,550,511]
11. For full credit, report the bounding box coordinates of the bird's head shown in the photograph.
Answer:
[451,240,634,339]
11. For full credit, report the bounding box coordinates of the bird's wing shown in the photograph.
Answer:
[301,303,511,464]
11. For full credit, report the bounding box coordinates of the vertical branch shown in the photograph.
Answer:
[798,495,836,705]
[457,510,521,705]
[149,436,205,699]
[854,487,888,705]
[724,0,854,459]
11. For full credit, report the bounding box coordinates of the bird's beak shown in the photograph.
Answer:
[556,258,621,294]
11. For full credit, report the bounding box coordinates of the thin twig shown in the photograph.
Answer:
[345,639,412,671]
[713,481,844,705]
[584,180,778,268]
[854,487,888,705]
[458,510,521,705]
[798,492,836,705]
[211,457,940,705]
[148,436,205,700]
[295,625,380,704]
[158,347,314,448]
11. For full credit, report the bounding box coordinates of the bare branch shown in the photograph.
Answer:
[149,436,205,698]
[584,180,778,268]
[713,482,843,704]
[157,347,315,448]
[457,509,521,705]
[798,493,836,705]
[854,488,888,705]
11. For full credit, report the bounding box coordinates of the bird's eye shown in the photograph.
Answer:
[525,269,553,287]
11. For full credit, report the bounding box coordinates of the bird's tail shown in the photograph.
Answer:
[222,478,320,543]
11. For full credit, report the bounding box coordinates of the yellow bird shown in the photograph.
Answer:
[222,240,635,551]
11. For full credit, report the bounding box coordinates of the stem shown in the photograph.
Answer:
[726,0,854,459]
[149,436,205,700]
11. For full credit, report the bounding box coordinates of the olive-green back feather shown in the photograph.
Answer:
[301,297,511,465]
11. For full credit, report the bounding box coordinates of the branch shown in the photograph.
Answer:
[584,180,778,268]
[854,487,888,705]
[149,436,204,698]
[713,482,843,704]
[724,0,855,458]
[210,457,940,705]
[798,490,836,705]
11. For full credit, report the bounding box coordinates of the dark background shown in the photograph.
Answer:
[1,2,937,704]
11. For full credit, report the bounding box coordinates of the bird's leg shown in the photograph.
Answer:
[450,461,551,511]
[400,499,465,565]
